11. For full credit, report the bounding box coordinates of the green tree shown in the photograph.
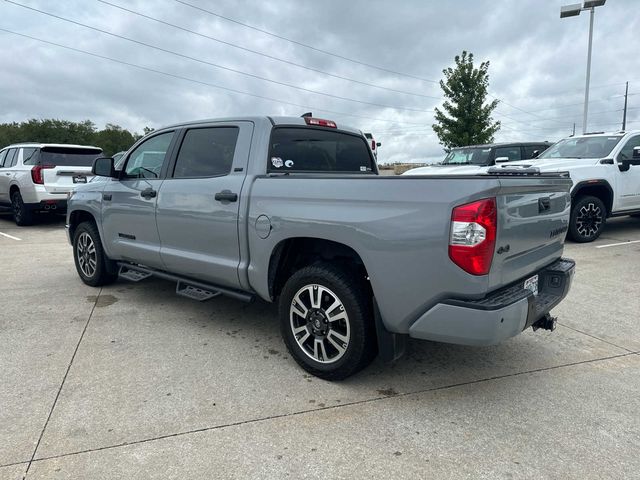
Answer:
[94,124,137,156]
[432,51,500,150]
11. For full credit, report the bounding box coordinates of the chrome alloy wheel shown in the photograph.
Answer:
[76,232,97,278]
[576,202,603,237]
[289,284,351,364]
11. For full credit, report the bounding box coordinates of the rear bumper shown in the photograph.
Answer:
[24,199,67,213]
[409,258,575,346]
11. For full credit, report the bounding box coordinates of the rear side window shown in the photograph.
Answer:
[494,146,522,162]
[22,147,38,165]
[269,128,375,173]
[173,127,239,178]
[40,147,102,167]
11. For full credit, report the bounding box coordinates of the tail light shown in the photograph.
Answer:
[371,140,376,150]
[31,164,55,184]
[304,117,337,128]
[449,197,497,275]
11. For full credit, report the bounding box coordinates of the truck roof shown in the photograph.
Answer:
[162,116,363,136]
[2,142,102,150]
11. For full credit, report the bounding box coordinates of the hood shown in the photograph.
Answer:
[499,157,602,172]
[402,164,489,176]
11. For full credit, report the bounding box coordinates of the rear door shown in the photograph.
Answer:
[155,122,252,288]
[101,131,177,268]
[0,148,18,203]
[40,147,101,193]
[615,134,640,211]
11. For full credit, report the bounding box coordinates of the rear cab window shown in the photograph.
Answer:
[39,147,102,167]
[173,127,239,178]
[268,128,375,174]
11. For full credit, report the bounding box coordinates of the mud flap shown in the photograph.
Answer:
[374,298,406,363]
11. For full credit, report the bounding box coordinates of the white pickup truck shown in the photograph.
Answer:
[407,131,640,242]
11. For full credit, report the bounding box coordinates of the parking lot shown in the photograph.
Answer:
[0,212,639,479]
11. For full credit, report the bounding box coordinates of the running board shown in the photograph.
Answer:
[116,262,254,303]
[119,265,152,282]
[176,281,221,302]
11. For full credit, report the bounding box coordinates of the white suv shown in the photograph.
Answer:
[0,143,102,225]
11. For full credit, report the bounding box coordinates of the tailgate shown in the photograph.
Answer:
[488,175,572,289]
[43,166,94,193]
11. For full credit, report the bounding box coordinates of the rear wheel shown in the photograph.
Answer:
[11,190,34,226]
[568,195,606,243]
[278,263,377,380]
[73,221,117,287]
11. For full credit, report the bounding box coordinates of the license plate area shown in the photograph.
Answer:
[73,175,87,184]
[524,274,539,296]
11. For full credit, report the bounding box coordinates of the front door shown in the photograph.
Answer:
[615,134,640,211]
[101,131,176,268]
[155,123,252,289]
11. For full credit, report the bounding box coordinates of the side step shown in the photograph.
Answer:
[176,281,221,302]
[116,262,254,303]
[119,265,152,282]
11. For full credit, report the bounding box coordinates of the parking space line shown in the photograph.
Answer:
[595,239,640,249]
[0,231,21,241]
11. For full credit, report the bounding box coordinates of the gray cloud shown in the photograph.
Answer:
[0,0,638,163]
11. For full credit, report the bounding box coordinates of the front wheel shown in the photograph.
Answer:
[278,263,377,380]
[568,195,606,243]
[73,221,117,287]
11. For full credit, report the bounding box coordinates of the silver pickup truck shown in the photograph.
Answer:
[66,116,575,380]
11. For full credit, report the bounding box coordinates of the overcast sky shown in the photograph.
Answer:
[1,0,638,163]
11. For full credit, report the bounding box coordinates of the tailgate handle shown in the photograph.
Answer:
[538,197,551,213]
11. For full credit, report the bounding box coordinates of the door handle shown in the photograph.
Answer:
[141,188,157,199]
[215,190,238,202]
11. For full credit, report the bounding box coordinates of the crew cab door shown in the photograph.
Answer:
[155,123,251,289]
[100,130,176,268]
[615,134,640,211]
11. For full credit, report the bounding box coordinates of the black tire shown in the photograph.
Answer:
[11,190,34,226]
[568,195,607,243]
[278,263,377,380]
[73,221,118,287]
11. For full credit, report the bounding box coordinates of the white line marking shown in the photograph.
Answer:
[0,231,22,241]
[596,239,640,249]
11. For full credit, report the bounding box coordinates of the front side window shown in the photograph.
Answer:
[124,131,174,179]
[268,128,375,173]
[618,135,640,161]
[173,127,239,178]
[540,136,623,159]
[0,149,7,168]
[494,146,522,162]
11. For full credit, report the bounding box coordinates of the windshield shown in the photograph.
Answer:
[442,147,492,165]
[539,136,623,159]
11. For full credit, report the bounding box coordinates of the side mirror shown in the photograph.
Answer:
[494,156,510,163]
[633,146,640,160]
[92,157,116,177]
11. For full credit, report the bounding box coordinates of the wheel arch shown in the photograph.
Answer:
[68,209,99,242]
[267,237,370,301]
[571,180,614,216]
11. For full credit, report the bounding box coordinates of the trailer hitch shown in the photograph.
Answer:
[532,313,557,332]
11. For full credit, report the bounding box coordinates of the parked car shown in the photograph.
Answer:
[495,131,640,242]
[403,141,551,176]
[364,132,381,158]
[0,143,102,225]
[67,116,575,379]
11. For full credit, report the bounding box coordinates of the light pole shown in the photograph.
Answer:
[560,0,607,134]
